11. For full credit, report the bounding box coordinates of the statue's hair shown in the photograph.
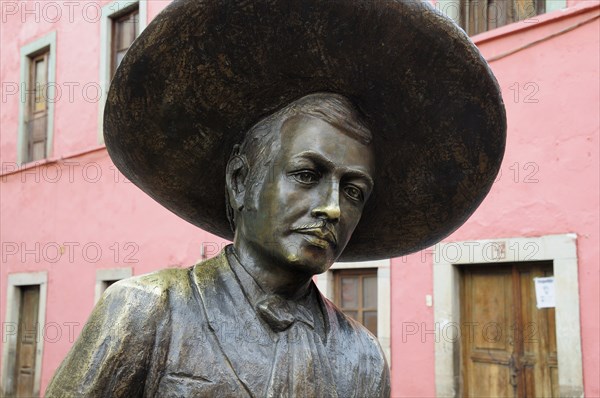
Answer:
[225,92,372,232]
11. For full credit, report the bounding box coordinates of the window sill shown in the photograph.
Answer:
[4,145,107,177]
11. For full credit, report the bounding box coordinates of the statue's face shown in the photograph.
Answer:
[237,115,375,275]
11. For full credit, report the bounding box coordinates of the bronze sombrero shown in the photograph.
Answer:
[104,0,506,261]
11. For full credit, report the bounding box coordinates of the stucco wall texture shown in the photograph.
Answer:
[1,1,598,396]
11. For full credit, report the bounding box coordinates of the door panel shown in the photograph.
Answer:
[13,285,40,397]
[472,361,513,397]
[461,262,557,397]
[462,267,515,397]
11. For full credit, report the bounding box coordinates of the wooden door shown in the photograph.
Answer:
[461,262,558,397]
[12,285,40,397]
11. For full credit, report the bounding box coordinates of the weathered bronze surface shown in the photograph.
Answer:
[102,0,506,261]
[46,94,391,397]
[46,0,506,396]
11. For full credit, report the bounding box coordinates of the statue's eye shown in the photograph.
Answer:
[292,170,319,184]
[344,185,364,201]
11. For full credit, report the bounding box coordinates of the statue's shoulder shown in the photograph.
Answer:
[106,267,191,299]
[320,295,391,395]
[319,292,388,363]
[104,251,228,302]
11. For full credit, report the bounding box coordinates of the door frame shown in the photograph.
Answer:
[433,233,582,397]
[1,272,48,397]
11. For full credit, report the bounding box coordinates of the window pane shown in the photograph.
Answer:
[29,115,47,141]
[132,12,139,38]
[461,0,545,35]
[363,311,378,336]
[26,52,49,163]
[34,58,47,112]
[117,19,133,49]
[334,269,378,334]
[516,0,536,20]
[116,11,138,49]
[112,8,139,76]
[116,50,127,69]
[104,280,119,289]
[32,142,46,162]
[344,311,358,321]
[35,58,46,85]
[487,0,505,30]
[363,276,377,308]
[28,114,47,161]
[341,277,358,308]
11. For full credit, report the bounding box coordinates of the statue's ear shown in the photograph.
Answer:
[225,151,248,211]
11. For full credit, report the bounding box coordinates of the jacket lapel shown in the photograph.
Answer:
[191,250,276,398]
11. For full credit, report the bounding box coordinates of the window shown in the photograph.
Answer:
[98,1,147,143]
[315,259,391,364]
[436,0,567,36]
[461,0,545,35]
[102,279,119,290]
[25,51,49,162]
[95,268,132,303]
[333,269,378,335]
[111,6,139,77]
[18,32,56,164]
[1,272,48,397]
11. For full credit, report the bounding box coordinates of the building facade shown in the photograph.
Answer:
[1,0,598,396]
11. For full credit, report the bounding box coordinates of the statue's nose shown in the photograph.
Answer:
[311,182,341,222]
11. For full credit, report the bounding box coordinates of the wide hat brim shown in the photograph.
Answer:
[105,0,506,261]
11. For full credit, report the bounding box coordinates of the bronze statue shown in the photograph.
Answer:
[46,0,506,396]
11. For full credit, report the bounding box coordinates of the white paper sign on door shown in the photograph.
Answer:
[534,277,555,309]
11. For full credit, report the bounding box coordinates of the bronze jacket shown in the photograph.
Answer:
[46,249,390,397]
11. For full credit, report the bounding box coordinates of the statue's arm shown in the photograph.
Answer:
[369,336,391,398]
[45,278,167,398]
[378,357,392,398]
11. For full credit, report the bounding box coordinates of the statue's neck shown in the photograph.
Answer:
[230,241,313,300]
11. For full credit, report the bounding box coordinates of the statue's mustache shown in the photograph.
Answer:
[290,221,338,246]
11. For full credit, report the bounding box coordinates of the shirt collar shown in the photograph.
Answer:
[225,245,326,335]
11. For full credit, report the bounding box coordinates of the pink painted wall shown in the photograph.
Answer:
[1,1,223,393]
[0,150,229,392]
[389,4,600,397]
[0,0,170,164]
[1,1,598,396]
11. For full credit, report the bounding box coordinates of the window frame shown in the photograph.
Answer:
[461,0,545,36]
[18,32,56,165]
[25,50,50,162]
[315,259,391,366]
[98,0,147,144]
[434,0,567,36]
[110,5,140,78]
[333,268,379,335]
[94,267,133,304]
